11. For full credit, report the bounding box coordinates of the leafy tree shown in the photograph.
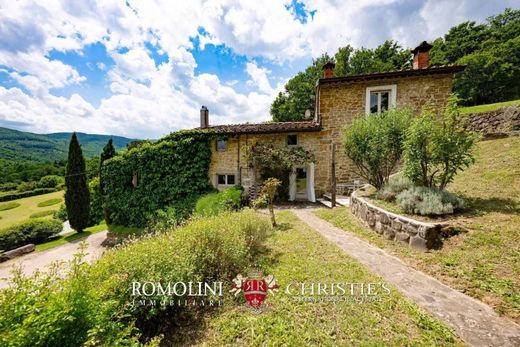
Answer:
[271,53,332,122]
[431,8,520,105]
[271,41,410,122]
[403,97,478,190]
[342,108,412,190]
[65,133,90,232]
[37,175,64,189]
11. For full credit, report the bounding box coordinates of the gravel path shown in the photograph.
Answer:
[293,209,520,347]
[0,231,107,289]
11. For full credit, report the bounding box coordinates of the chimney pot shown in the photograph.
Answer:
[200,106,209,128]
[322,61,336,78]
[411,41,433,70]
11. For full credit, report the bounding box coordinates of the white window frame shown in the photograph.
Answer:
[365,85,397,115]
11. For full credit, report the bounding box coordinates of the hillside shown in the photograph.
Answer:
[0,127,136,162]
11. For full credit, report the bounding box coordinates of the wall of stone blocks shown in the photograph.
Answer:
[350,192,443,250]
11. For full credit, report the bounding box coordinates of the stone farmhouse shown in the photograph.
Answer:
[197,42,465,202]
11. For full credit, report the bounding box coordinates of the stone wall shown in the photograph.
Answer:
[350,192,443,250]
[464,106,520,138]
[318,73,454,194]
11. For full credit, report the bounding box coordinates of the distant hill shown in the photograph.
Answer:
[0,127,136,162]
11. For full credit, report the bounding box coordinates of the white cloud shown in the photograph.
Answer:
[246,61,274,94]
[0,0,515,138]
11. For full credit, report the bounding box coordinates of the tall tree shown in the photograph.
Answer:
[65,133,90,232]
[271,41,410,122]
[99,138,116,224]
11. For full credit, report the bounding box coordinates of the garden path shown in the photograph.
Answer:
[293,209,520,347]
[0,231,107,289]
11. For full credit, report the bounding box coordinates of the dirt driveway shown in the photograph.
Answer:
[0,231,107,289]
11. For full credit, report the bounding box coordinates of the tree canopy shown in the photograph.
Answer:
[271,8,520,121]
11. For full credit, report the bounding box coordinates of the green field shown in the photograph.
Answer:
[0,191,63,229]
[459,99,520,114]
[182,211,461,346]
[316,137,520,323]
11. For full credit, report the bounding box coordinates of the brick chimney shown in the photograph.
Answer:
[322,61,336,78]
[200,106,209,128]
[412,41,433,69]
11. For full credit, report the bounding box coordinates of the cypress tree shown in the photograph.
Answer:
[65,133,90,232]
[99,138,116,224]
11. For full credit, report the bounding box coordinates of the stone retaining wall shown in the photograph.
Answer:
[0,244,35,262]
[465,106,520,138]
[350,192,443,250]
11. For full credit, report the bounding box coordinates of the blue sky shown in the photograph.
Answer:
[0,0,517,138]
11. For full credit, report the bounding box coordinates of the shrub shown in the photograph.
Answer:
[376,175,413,202]
[0,188,57,202]
[0,202,20,211]
[29,210,57,219]
[17,181,37,192]
[194,186,243,217]
[0,211,270,345]
[37,198,62,207]
[403,97,478,190]
[343,108,412,189]
[53,204,68,222]
[396,186,465,216]
[146,205,180,233]
[91,210,270,334]
[37,175,64,189]
[0,182,18,192]
[0,219,63,251]
[0,247,146,346]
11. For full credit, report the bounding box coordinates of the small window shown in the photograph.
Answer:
[217,174,235,186]
[217,139,228,151]
[369,90,390,114]
[366,85,396,115]
[287,134,298,146]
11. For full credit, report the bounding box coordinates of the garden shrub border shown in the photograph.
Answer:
[350,189,445,250]
[0,188,57,202]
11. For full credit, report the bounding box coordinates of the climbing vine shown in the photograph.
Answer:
[101,130,216,227]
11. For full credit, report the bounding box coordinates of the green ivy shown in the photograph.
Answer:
[101,131,214,227]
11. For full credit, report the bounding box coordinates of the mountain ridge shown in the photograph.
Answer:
[0,126,137,162]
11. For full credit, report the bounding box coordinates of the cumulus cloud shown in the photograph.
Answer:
[0,0,515,138]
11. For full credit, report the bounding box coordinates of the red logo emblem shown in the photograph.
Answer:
[230,270,279,312]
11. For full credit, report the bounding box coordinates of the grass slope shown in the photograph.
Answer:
[182,211,461,346]
[0,126,136,162]
[0,191,63,228]
[459,99,520,114]
[316,137,520,323]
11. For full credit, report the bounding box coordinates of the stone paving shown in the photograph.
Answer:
[293,209,520,347]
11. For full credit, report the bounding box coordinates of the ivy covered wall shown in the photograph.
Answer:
[101,131,213,226]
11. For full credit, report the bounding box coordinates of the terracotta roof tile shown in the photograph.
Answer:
[197,120,321,134]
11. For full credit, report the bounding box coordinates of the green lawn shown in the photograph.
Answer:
[0,191,64,228]
[316,137,520,323]
[177,211,462,346]
[459,99,520,114]
[35,222,107,251]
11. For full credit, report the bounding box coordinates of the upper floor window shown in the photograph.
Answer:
[365,85,397,114]
[217,139,228,151]
[287,134,298,146]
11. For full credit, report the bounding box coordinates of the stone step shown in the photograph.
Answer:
[322,194,350,206]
